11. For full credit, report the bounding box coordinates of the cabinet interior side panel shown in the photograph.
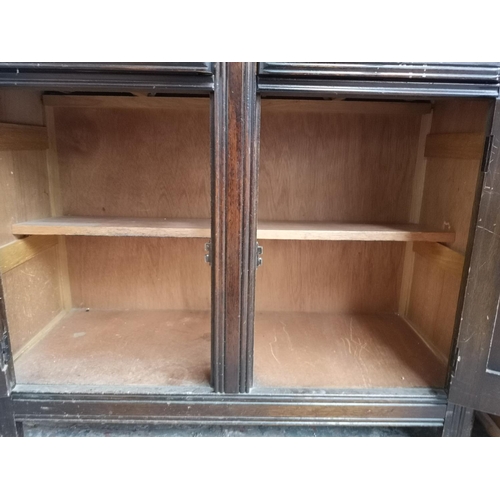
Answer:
[259,102,421,223]
[0,90,64,355]
[255,240,405,313]
[53,103,210,218]
[67,236,210,311]
[3,246,63,354]
[406,100,492,360]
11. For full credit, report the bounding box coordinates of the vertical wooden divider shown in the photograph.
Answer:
[212,63,259,393]
[398,111,433,316]
[44,106,72,311]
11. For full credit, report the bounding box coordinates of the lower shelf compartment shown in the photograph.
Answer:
[14,309,211,389]
[253,312,448,389]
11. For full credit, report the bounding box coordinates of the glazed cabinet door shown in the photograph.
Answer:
[449,98,500,416]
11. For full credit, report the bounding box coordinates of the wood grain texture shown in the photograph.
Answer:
[399,112,433,316]
[212,63,260,393]
[66,237,210,311]
[44,95,209,110]
[255,241,404,313]
[53,103,210,218]
[424,133,485,160]
[0,235,57,273]
[3,247,63,354]
[406,253,462,359]
[13,217,455,242]
[449,99,500,415]
[259,100,421,223]
[257,221,454,242]
[14,309,211,387]
[13,216,211,238]
[261,99,432,115]
[253,312,447,388]
[413,242,465,276]
[0,149,51,247]
[0,90,44,126]
[405,100,491,365]
[45,106,72,310]
[0,123,48,150]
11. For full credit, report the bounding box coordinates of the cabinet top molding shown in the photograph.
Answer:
[0,62,213,75]
[259,62,500,83]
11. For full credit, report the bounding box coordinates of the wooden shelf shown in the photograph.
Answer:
[257,221,455,242]
[14,309,211,388]
[13,216,211,238]
[13,217,454,243]
[254,312,447,389]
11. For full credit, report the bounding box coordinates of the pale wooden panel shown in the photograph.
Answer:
[0,90,44,126]
[257,221,454,242]
[255,241,404,313]
[0,91,51,246]
[0,123,48,150]
[259,106,421,222]
[425,133,485,160]
[67,237,210,311]
[430,100,491,134]
[0,150,51,246]
[3,246,63,353]
[254,312,447,388]
[54,105,210,218]
[399,112,433,316]
[413,242,465,276]
[14,309,211,387]
[44,95,209,111]
[14,217,454,242]
[262,99,432,115]
[406,253,462,359]
[420,104,490,254]
[0,235,57,273]
[13,216,211,238]
[405,100,491,361]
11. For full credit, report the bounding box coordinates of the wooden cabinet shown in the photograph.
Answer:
[0,62,499,436]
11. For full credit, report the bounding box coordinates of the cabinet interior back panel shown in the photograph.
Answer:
[53,103,210,218]
[256,241,404,313]
[259,101,421,223]
[67,236,210,311]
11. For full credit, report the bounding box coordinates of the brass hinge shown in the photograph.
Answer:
[204,241,211,265]
[450,347,461,379]
[256,242,263,268]
[0,330,11,369]
[481,135,494,173]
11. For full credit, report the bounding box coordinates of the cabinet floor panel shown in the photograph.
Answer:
[14,309,211,388]
[254,312,447,389]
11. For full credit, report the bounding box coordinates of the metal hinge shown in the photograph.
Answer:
[204,241,211,265]
[481,135,494,173]
[0,330,11,369]
[256,242,263,268]
[450,347,461,379]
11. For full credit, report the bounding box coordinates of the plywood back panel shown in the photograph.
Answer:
[53,102,210,218]
[67,237,210,311]
[3,246,63,354]
[259,100,421,223]
[406,99,491,361]
[255,240,404,313]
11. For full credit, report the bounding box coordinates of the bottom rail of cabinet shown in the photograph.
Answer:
[12,388,447,427]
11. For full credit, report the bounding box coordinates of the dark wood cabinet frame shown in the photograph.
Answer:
[1,62,500,437]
